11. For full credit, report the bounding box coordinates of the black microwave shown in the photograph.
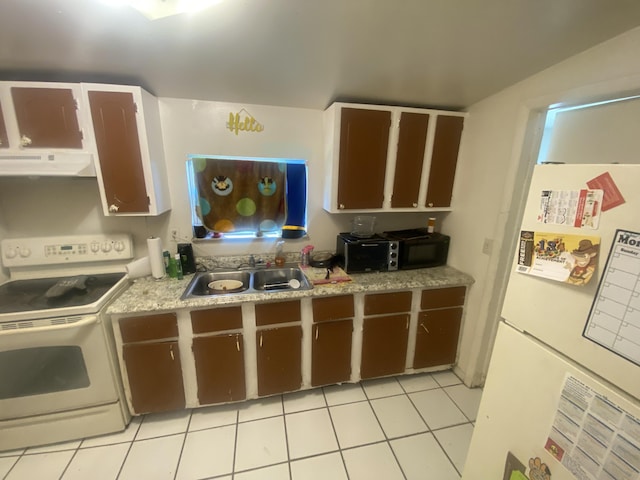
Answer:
[382,228,450,269]
[336,233,399,273]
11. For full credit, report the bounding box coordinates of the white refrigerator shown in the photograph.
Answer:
[463,164,640,480]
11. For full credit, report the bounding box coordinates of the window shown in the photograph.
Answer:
[186,155,308,240]
[538,94,640,165]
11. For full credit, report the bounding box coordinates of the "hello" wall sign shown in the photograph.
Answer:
[226,108,265,135]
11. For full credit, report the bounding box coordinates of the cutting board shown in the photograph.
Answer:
[300,265,352,285]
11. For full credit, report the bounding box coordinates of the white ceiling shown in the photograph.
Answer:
[2,0,640,111]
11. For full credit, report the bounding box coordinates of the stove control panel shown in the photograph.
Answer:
[1,234,134,267]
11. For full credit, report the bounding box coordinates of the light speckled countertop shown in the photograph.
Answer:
[107,264,474,315]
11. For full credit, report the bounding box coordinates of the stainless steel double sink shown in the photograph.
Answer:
[181,266,313,299]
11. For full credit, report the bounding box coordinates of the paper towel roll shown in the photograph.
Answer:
[147,237,165,279]
[126,256,151,279]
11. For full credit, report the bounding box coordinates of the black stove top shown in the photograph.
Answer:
[0,272,126,315]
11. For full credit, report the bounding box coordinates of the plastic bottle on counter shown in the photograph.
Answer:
[300,245,314,267]
[174,254,184,280]
[163,251,171,274]
[167,255,178,278]
[275,240,286,267]
[427,217,436,234]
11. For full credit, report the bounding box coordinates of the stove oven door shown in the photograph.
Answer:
[0,315,120,420]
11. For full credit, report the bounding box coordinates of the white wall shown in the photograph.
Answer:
[0,98,438,279]
[448,26,640,387]
[156,98,433,259]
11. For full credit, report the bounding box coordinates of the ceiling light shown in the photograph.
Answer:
[102,0,221,20]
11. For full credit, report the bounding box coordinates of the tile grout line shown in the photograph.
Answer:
[402,378,465,479]
[279,395,293,480]
[171,408,194,480]
[115,412,144,480]
[362,378,409,480]
[441,383,479,424]
[230,406,240,480]
[56,444,79,480]
[3,447,26,480]
[322,384,352,480]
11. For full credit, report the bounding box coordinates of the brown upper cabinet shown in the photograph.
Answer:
[82,83,171,216]
[391,112,430,208]
[11,86,83,149]
[0,82,88,151]
[336,108,391,210]
[425,115,465,208]
[323,102,466,212]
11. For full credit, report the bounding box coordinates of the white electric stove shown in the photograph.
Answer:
[0,234,134,451]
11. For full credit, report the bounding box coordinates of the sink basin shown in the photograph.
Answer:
[181,266,312,300]
[252,268,311,291]
[181,271,251,298]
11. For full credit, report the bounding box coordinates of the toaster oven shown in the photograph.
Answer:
[336,233,399,273]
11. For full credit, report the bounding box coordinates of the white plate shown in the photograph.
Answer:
[208,279,244,291]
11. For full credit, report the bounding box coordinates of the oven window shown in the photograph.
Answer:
[0,346,90,399]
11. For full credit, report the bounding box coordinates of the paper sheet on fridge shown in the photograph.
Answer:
[537,189,603,229]
[515,231,601,285]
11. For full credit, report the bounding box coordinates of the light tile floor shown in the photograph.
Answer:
[0,370,482,480]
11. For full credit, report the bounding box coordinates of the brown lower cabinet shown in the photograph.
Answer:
[311,320,352,386]
[361,313,409,379]
[192,333,246,404]
[122,341,185,414]
[414,307,463,368]
[256,325,302,396]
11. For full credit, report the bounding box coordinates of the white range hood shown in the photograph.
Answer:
[0,152,96,177]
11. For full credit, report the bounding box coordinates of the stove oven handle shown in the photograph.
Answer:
[0,315,98,336]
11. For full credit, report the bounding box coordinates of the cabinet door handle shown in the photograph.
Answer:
[170,346,175,360]
[108,204,120,213]
[260,333,263,348]
[315,326,319,340]
[339,203,345,209]
[236,335,240,352]
[20,134,32,147]
[406,318,409,329]
[412,202,418,208]
[421,323,430,334]
[427,202,434,208]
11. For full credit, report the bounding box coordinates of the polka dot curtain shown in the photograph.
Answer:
[191,157,303,236]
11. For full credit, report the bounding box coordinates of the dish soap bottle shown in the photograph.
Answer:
[174,254,183,280]
[275,240,286,267]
